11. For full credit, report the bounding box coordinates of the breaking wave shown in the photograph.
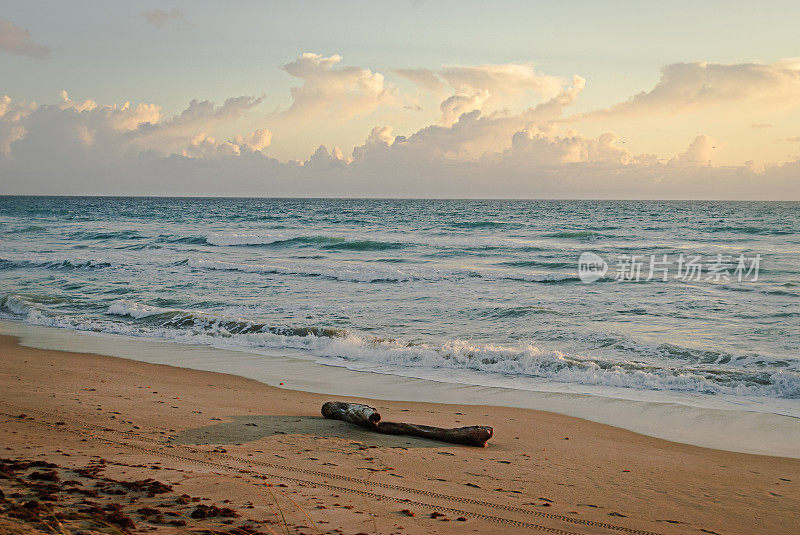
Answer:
[448,221,506,228]
[3,294,797,399]
[322,239,406,251]
[187,258,423,283]
[207,233,339,246]
[3,196,798,414]
[106,300,346,338]
[707,225,795,236]
[186,258,580,284]
[70,230,143,241]
[205,233,407,250]
[0,256,113,271]
[545,230,603,240]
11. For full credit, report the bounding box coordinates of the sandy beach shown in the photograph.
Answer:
[1,333,798,534]
[4,2,800,533]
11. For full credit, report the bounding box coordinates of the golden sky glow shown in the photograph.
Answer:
[1,3,799,198]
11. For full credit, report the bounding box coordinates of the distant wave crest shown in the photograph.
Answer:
[0,255,113,271]
[205,233,407,251]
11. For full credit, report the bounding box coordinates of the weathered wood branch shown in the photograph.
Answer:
[321,401,381,429]
[321,401,493,447]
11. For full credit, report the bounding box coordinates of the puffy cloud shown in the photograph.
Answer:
[352,75,586,163]
[182,133,240,159]
[589,59,800,117]
[0,94,41,154]
[141,9,193,29]
[127,95,263,151]
[351,126,395,160]
[280,53,395,121]
[234,129,273,152]
[1,98,797,198]
[0,92,265,170]
[530,75,586,119]
[669,135,716,166]
[397,63,566,124]
[505,130,649,166]
[439,64,562,99]
[1,55,798,200]
[56,90,162,130]
[300,145,349,170]
[440,90,490,125]
[182,129,273,158]
[0,18,50,58]
[393,68,444,92]
[397,63,563,98]
[335,131,795,200]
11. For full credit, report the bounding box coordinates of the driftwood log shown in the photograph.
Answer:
[321,401,493,447]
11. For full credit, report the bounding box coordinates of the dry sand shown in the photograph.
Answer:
[0,334,798,534]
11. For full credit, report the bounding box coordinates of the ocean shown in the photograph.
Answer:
[1,197,798,416]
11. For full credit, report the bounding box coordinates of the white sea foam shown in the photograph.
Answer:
[0,252,117,270]
[107,300,170,319]
[1,294,36,316]
[189,258,426,283]
[187,258,578,284]
[4,295,798,400]
[206,233,287,246]
[203,231,572,251]
[501,271,579,282]
[307,336,800,399]
[4,197,798,415]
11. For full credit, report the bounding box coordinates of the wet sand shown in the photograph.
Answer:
[1,334,798,534]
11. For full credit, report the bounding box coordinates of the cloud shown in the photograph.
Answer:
[439,90,490,125]
[1,55,798,200]
[1,91,797,198]
[0,18,50,58]
[280,53,395,121]
[308,132,796,200]
[0,95,34,154]
[141,9,193,29]
[393,68,444,92]
[397,63,566,124]
[438,64,562,99]
[588,59,800,117]
[128,95,264,151]
[504,130,649,166]
[669,135,716,166]
[351,126,395,160]
[235,129,273,151]
[397,63,563,98]
[182,129,273,158]
[351,75,586,163]
[0,92,264,170]
[300,145,349,171]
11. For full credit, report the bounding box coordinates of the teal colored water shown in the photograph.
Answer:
[1,197,798,409]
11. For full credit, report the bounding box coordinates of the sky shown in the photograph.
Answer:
[1,1,800,198]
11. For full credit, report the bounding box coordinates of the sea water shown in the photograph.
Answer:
[1,197,798,416]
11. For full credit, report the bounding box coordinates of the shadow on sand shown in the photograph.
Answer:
[170,414,441,449]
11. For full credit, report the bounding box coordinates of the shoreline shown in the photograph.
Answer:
[1,330,798,534]
[1,319,799,459]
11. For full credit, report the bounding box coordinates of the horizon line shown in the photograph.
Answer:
[0,194,797,203]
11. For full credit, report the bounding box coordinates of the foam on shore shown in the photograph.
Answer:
[2,319,798,459]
